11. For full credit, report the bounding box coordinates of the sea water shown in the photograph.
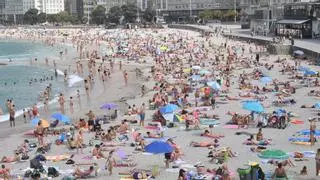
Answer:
[0,40,81,122]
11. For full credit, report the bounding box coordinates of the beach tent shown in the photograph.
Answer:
[258,149,289,160]
[242,101,264,113]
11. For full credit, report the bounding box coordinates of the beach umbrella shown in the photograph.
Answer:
[51,113,71,124]
[298,66,310,72]
[297,129,320,136]
[192,66,201,70]
[191,75,201,81]
[242,101,264,113]
[304,69,318,76]
[315,102,320,109]
[293,50,304,56]
[199,69,210,75]
[145,141,173,154]
[31,118,49,128]
[207,81,221,90]
[160,104,179,114]
[258,149,289,160]
[162,113,174,122]
[260,76,272,84]
[100,103,118,110]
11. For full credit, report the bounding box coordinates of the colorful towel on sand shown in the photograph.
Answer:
[45,155,70,162]
[200,119,220,125]
[144,136,177,142]
[290,119,304,124]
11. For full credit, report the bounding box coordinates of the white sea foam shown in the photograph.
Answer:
[68,74,83,87]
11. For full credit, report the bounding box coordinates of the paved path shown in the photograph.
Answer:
[174,24,320,54]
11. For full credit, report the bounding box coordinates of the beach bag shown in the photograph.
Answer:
[47,167,59,177]
[31,169,41,179]
[216,167,223,176]
[24,170,32,177]
[21,154,30,160]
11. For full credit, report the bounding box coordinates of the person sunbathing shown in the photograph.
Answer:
[243,135,271,146]
[268,159,295,167]
[92,145,106,159]
[146,131,159,138]
[190,141,218,147]
[73,166,95,178]
[301,104,316,108]
[226,95,240,101]
[201,130,224,138]
[1,154,20,163]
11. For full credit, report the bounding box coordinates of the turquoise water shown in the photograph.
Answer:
[0,40,79,120]
[0,40,74,61]
[0,65,67,114]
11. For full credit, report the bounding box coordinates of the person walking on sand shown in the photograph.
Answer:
[76,130,84,154]
[106,150,115,175]
[139,103,146,127]
[123,70,128,85]
[58,93,65,114]
[9,105,15,127]
[69,97,74,114]
[316,148,320,176]
[310,119,316,146]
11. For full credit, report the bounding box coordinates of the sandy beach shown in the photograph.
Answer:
[0,26,319,180]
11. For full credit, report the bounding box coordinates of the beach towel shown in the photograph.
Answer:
[45,155,70,162]
[200,119,220,125]
[290,119,304,124]
[223,125,239,129]
[144,126,158,130]
[288,137,310,142]
[144,136,177,142]
[291,141,311,146]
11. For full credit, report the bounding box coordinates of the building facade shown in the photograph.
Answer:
[65,0,84,18]
[161,0,240,22]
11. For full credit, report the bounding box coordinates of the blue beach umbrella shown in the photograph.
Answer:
[160,104,179,114]
[260,76,272,84]
[100,103,118,110]
[207,81,221,90]
[51,113,71,124]
[191,75,201,81]
[242,101,264,113]
[315,102,320,109]
[145,141,173,154]
[304,70,318,76]
[298,66,310,72]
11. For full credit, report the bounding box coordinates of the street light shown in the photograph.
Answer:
[234,0,237,23]
[189,0,192,17]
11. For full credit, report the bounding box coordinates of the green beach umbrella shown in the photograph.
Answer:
[258,149,289,160]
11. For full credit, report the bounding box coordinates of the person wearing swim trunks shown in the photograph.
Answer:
[9,105,15,127]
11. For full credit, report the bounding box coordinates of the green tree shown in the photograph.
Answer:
[24,8,39,24]
[199,9,213,21]
[212,10,222,19]
[91,5,106,25]
[224,10,237,21]
[121,4,138,23]
[38,12,47,23]
[47,14,57,23]
[107,6,123,24]
[57,11,71,23]
[143,7,155,22]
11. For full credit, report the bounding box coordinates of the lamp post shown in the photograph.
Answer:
[189,0,192,17]
[234,0,236,23]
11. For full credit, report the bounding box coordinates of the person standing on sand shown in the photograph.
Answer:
[119,61,122,70]
[123,70,128,85]
[58,93,65,114]
[35,121,45,145]
[310,119,316,146]
[69,97,74,114]
[139,103,146,127]
[316,148,320,176]
[9,105,15,127]
[76,130,84,154]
